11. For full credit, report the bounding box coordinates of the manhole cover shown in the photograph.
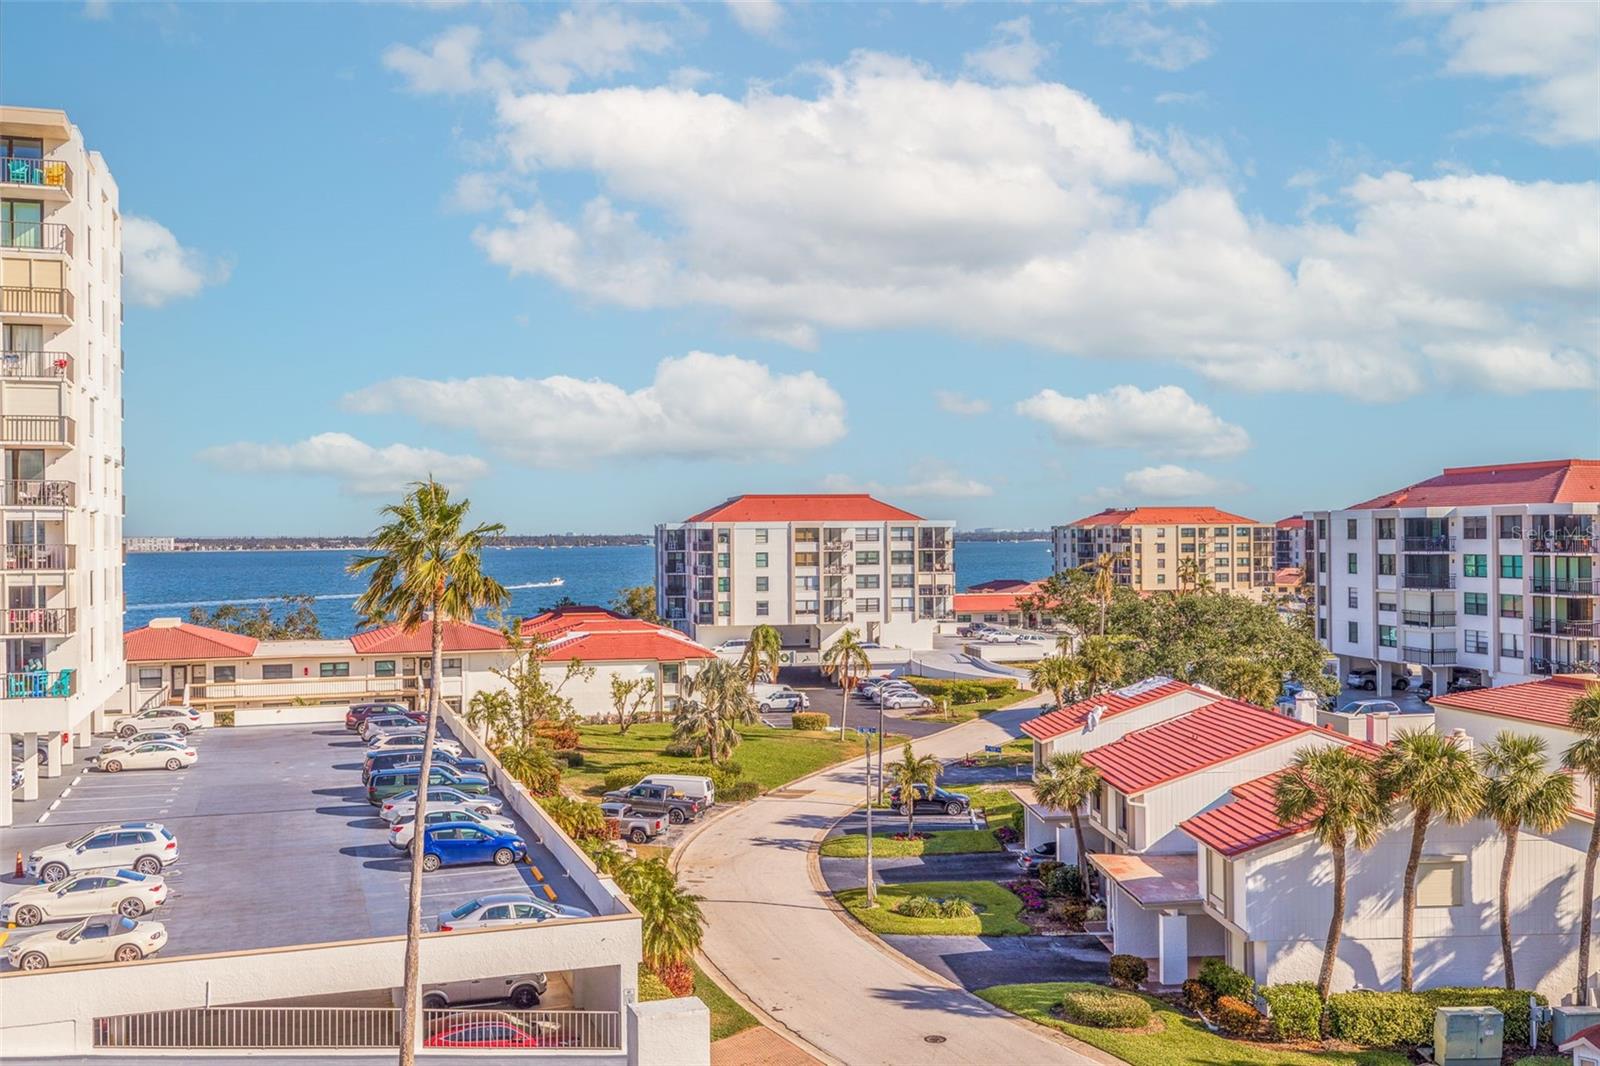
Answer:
[923,1035,947,1044]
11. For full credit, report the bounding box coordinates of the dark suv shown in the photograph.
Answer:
[345,703,422,731]
[887,783,970,817]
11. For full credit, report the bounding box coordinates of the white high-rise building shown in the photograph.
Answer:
[656,494,955,650]
[1306,459,1598,693]
[0,106,126,826]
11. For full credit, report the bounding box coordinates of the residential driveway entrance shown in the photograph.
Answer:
[884,934,1110,991]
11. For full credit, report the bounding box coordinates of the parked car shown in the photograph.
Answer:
[1448,673,1484,693]
[412,823,526,871]
[367,765,491,805]
[601,783,702,825]
[6,914,167,971]
[112,706,201,738]
[28,823,178,883]
[345,702,420,731]
[979,631,1023,645]
[881,691,933,710]
[363,747,487,785]
[380,787,504,823]
[872,684,921,705]
[367,732,464,758]
[422,973,548,1011]
[97,731,185,756]
[1017,841,1056,871]
[887,783,970,817]
[95,741,196,774]
[599,801,667,844]
[1338,699,1403,716]
[436,892,593,932]
[753,684,810,712]
[713,638,749,654]
[635,774,715,808]
[388,807,517,849]
[0,869,167,927]
[360,714,423,740]
[425,1020,570,1049]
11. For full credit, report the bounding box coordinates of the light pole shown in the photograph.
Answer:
[876,702,885,806]
[864,733,876,908]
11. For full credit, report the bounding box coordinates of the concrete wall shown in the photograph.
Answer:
[234,705,347,727]
[628,998,711,1066]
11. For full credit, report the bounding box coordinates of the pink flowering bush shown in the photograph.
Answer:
[1007,879,1048,912]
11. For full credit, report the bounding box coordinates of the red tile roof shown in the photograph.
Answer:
[1180,743,1385,857]
[124,623,260,662]
[519,605,631,638]
[954,592,1025,613]
[1082,699,1320,794]
[1069,506,1260,527]
[349,620,509,654]
[521,605,716,663]
[966,578,1038,593]
[683,494,924,523]
[1428,673,1599,729]
[1348,459,1600,509]
[1274,567,1303,587]
[1022,678,1202,740]
[1276,516,1307,529]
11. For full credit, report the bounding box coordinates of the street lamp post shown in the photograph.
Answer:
[876,702,885,806]
[864,733,876,908]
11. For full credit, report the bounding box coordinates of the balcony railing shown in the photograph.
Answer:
[1402,645,1457,665]
[2,607,75,635]
[0,416,74,445]
[0,349,71,379]
[1532,577,1596,595]
[1,156,70,192]
[3,668,74,699]
[0,220,71,254]
[0,286,73,318]
[822,563,852,575]
[1532,656,1598,675]
[1,480,73,507]
[1403,536,1455,552]
[1401,572,1455,590]
[2,544,73,570]
[1532,617,1599,637]
[1402,610,1457,628]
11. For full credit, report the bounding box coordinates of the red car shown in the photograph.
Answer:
[424,1021,569,1048]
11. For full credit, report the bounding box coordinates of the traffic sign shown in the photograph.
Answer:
[983,744,1003,754]
[860,726,880,735]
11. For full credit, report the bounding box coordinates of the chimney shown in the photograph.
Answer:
[1292,689,1319,725]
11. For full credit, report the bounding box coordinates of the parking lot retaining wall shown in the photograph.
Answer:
[233,705,347,727]
[627,998,711,1066]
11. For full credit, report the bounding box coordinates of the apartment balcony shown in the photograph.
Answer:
[1,220,71,256]
[822,563,852,576]
[1402,610,1457,628]
[1403,535,1455,552]
[1,286,72,320]
[1528,531,1597,554]
[1531,617,1599,638]
[1,156,71,195]
[691,565,714,578]
[1401,572,1455,590]
[1,607,74,636]
[822,612,853,623]
[0,416,74,446]
[1,480,73,507]
[1532,576,1596,596]
[2,544,74,571]
[2,668,75,699]
[1402,645,1456,665]
[0,350,71,380]
[1531,654,1598,675]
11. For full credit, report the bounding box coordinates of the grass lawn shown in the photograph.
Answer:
[952,785,1023,819]
[836,880,1029,936]
[908,690,1039,723]
[976,983,1408,1066]
[1513,1059,1567,1066]
[820,828,1001,858]
[638,961,759,1042]
[568,722,891,797]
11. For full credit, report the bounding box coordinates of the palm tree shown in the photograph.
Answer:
[822,628,871,737]
[348,478,506,1066]
[1088,553,1118,635]
[675,658,755,767]
[1076,634,1126,696]
[740,624,783,685]
[1176,556,1209,596]
[1377,730,1484,991]
[886,743,942,838]
[1565,684,1600,1005]
[1274,745,1387,999]
[1479,732,1575,990]
[1030,655,1085,708]
[615,858,705,968]
[1216,655,1281,708]
[1033,751,1100,897]
[498,743,561,797]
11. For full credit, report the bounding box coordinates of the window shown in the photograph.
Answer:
[856,598,880,613]
[856,573,880,589]
[755,601,769,616]
[1499,594,1523,619]
[1463,554,1488,578]
[754,552,768,568]
[1462,516,1487,540]
[1155,542,1166,553]
[1348,621,1359,643]
[1379,624,1397,648]
[1216,572,1230,582]
[213,666,236,683]
[1156,528,1166,538]
[1377,518,1395,540]
[1206,848,1232,918]
[716,553,730,569]
[798,575,819,591]
[796,599,818,613]
[1465,630,1489,655]
[717,577,729,593]
[856,551,879,565]
[1415,860,1462,907]
[891,573,913,588]
[1156,557,1167,569]
[1180,527,1195,538]
[1498,515,1523,539]
[661,663,680,685]
[1343,552,1356,574]
[1378,553,1396,576]
[443,658,462,676]
[891,550,913,565]
[755,577,769,592]
[319,663,350,679]
[794,552,818,567]
[1378,595,1396,613]
[1500,554,1523,579]
[891,526,914,542]
[1347,588,1359,608]
[137,667,162,690]
[892,596,913,611]
[263,664,293,680]
[717,601,730,617]
[1347,519,1358,539]
[855,527,880,542]
[374,660,396,678]
[1156,574,1166,585]
[755,529,768,544]
[1464,593,1487,615]
[1500,633,1523,658]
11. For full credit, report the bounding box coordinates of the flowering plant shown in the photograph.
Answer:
[992,826,1019,844]
[1007,878,1048,912]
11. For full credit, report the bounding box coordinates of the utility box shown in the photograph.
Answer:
[1554,1006,1600,1046]
[1432,1006,1502,1066]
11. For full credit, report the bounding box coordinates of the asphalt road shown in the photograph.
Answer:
[775,672,960,741]
[820,852,1022,891]
[884,934,1110,990]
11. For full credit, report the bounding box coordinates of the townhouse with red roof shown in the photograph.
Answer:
[655,494,956,651]
[1049,506,1279,602]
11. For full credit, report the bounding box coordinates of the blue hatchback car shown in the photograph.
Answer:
[415,823,526,871]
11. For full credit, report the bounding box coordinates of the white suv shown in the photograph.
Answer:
[28,822,179,883]
[113,706,202,738]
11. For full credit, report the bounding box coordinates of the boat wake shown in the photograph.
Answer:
[130,578,565,611]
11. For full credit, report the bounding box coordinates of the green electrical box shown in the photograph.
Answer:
[1432,1007,1502,1066]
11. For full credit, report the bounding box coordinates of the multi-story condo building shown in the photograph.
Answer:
[1050,507,1276,601]
[1274,516,1306,570]
[1305,459,1598,692]
[0,106,126,827]
[125,535,176,552]
[656,494,954,650]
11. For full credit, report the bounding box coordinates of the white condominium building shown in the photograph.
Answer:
[1051,506,1276,601]
[0,106,126,826]
[1306,459,1598,692]
[656,494,955,650]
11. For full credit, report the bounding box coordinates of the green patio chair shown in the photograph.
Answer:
[47,667,74,696]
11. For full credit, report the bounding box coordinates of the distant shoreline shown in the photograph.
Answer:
[126,539,651,553]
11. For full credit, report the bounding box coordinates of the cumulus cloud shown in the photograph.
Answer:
[383,25,483,94]
[964,16,1048,84]
[1093,464,1237,502]
[201,433,488,495]
[1436,1,1599,145]
[344,351,845,466]
[122,216,230,308]
[1096,6,1212,71]
[824,463,994,500]
[935,390,991,416]
[726,0,783,37]
[1016,384,1250,458]
[1423,340,1597,394]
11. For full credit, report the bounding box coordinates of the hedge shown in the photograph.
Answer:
[1059,986,1151,1029]
[1108,954,1148,990]
[1181,978,1214,1012]
[1326,987,1546,1048]
[1215,995,1262,1036]
[1197,958,1257,1003]
[1262,983,1322,1041]
[719,780,762,803]
[792,712,830,731]
[903,677,1017,704]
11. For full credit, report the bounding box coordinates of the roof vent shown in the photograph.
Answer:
[1084,706,1105,732]
[149,617,183,629]
[1113,675,1175,698]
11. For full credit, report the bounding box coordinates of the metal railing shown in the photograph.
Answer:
[1402,645,1457,665]
[1403,535,1455,552]
[1532,656,1598,675]
[0,350,71,379]
[2,544,72,570]
[0,286,73,318]
[1,156,71,191]
[2,607,75,635]
[2,668,74,698]
[1,479,73,506]
[1401,610,1457,628]
[822,563,852,575]
[1532,617,1599,637]
[1532,577,1596,595]
[0,220,71,253]
[0,415,74,444]
[1401,572,1455,590]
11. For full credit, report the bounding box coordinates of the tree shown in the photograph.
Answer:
[1017,568,1098,637]
[1273,745,1387,999]
[611,584,660,623]
[1479,732,1575,990]
[1214,655,1282,708]
[1377,730,1484,991]
[1089,554,1118,636]
[470,626,593,749]
[822,628,871,737]
[188,594,323,639]
[1033,752,1100,898]
[1076,634,1127,695]
[1030,655,1085,708]
[1565,683,1600,1005]
[886,743,941,839]
[347,478,507,1066]
[609,675,656,734]
[675,658,754,766]
[616,858,705,970]
[740,624,783,685]
[498,743,561,796]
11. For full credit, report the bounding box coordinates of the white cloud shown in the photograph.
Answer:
[200,433,488,495]
[515,7,674,92]
[726,0,783,37]
[1096,6,1212,71]
[1016,384,1250,458]
[344,351,845,466]
[82,0,111,20]
[964,16,1048,85]
[122,216,229,308]
[1423,340,1598,394]
[1093,463,1235,501]
[1154,90,1206,106]
[669,66,712,90]
[1437,2,1600,145]
[384,25,483,94]
[824,463,994,499]
[935,390,991,416]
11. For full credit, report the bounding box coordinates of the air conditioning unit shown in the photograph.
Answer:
[1432,1006,1501,1066]
[1553,1005,1600,1046]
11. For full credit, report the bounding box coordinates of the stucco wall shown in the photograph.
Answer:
[628,998,712,1066]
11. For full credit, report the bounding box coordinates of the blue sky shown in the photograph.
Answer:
[5,1,1596,535]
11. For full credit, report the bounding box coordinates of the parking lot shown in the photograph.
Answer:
[0,721,596,965]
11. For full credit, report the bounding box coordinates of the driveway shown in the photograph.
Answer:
[884,934,1109,991]
[676,696,1106,1066]
[820,852,1021,891]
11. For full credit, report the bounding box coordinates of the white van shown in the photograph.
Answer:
[638,774,716,808]
[752,683,810,711]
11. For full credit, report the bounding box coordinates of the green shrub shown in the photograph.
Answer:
[662,739,701,757]
[1043,864,1083,898]
[212,710,235,727]
[905,677,1017,701]
[1215,995,1263,1036]
[895,895,942,918]
[1326,987,1546,1048]
[792,712,829,731]
[541,794,609,842]
[1198,958,1257,1003]
[1056,899,1088,925]
[554,748,584,768]
[1108,954,1148,990]
[1036,859,1062,883]
[938,898,976,919]
[1262,983,1323,1042]
[1083,904,1105,922]
[720,780,761,803]
[1181,978,1215,1013]
[602,767,656,793]
[1059,986,1151,1029]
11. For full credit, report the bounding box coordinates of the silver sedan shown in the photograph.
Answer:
[379,787,504,823]
[388,807,517,849]
[436,893,594,932]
